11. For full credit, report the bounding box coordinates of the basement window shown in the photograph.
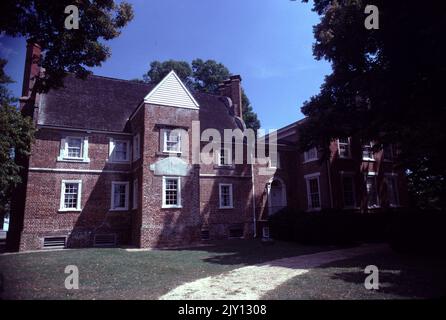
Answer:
[43,236,66,249]
[228,226,243,239]
[201,229,210,241]
[94,234,117,247]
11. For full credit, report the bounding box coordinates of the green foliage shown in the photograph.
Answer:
[0,59,35,212]
[300,0,446,208]
[143,60,192,84]
[0,0,134,90]
[143,59,261,131]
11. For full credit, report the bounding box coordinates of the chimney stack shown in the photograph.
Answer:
[21,40,41,97]
[218,75,243,119]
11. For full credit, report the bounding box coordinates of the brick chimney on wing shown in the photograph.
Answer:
[218,75,243,119]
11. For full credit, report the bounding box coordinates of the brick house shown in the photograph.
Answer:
[10,42,408,251]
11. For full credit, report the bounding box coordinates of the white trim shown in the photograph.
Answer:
[199,174,251,178]
[108,138,131,163]
[365,174,380,209]
[304,173,321,211]
[144,70,200,109]
[362,141,376,161]
[59,180,82,212]
[37,124,133,136]
[219,183,234,209]
[268,151,281,169]
[303,147,318,163]
[337,137,351,159]
[57,136,90,163]
[162,176,182,208]
[29,167,129,174]
[217,147,232,167]
[267,177,287,216]
[162,128,182,154]
[110,181,129,211]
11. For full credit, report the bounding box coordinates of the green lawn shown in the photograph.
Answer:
[263,251,446,299]
[0,239,330,300]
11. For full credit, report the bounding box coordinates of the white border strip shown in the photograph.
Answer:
[29,167,130,174]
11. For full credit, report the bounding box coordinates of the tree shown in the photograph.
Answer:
[299,0,446,209]
[0,59,35,216]
[143,59,261,131]
[143,60,192,84]
[0,0,134,90]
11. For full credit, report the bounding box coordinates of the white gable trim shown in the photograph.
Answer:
[144,70,199,109]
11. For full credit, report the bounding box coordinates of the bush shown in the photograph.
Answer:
[269,207,446,256]
[388,209,446,256]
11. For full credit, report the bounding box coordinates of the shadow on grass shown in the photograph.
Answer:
[164,238,352,266]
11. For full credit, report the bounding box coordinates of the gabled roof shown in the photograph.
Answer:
[144,70,199,109]
[38,73,241,133]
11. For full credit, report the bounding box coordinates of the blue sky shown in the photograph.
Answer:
[0,0,330,131]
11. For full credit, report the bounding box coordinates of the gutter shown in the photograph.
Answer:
[250,151,257,238]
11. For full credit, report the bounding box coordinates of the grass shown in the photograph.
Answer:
[262,251,446,299]
[0,239,331,300]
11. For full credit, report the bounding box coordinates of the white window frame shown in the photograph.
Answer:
[340,172,357,209]
[269,151,281,169]
[110,181,129,211]
[163,129,182,154]
[217,147,232,167]
[133,178,138,210]
[365,173,380,208]
[219,183,234,209]
[304,173,321,211]
[337,138,351,159]
[133,133,140,162]
[162,177,182,208]
[362,141,375,161]
[109,138,131,163]
[59,180,82,212]
[57,136,90,163]
[303,147,318,163]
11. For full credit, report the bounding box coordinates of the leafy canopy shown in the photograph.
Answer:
[0,0,134,90]
[0,59,35,212]
[143,59,261,131]
[300,0,446,209]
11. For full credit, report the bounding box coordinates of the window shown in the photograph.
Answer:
[217,147,232,166]
[304,147,318,162]
[162,177,181,208]
[366,175,379,208]
[362,141,375,161]
[58,136,89,162]
[342,175,356,208]
[111,182,129,211]
[385,175,399,207]
[109,138,130,162]
[305,173,321,210]
[163,129,181,153]
[383,144,393,161]
[59,180,82,211]
[133,179,138,209]
[338,138,351,158]
[219,184,233,209]
[133,134,140,161]
[269,151,281,168]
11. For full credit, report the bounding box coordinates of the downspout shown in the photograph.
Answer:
[251,151,257,238]
[327,159,334,208]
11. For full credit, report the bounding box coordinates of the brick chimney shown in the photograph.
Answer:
[21,40,41,97]
[218,75,243,119]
